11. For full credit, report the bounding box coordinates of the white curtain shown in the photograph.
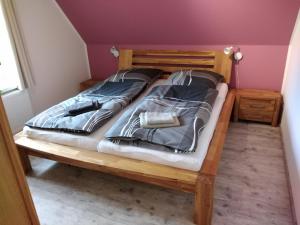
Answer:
[1,0,34,88]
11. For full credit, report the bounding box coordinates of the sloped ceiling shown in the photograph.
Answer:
[56,0,299,45]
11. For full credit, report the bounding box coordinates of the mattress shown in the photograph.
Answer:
[23,81,228,171]
[97,83,228,171]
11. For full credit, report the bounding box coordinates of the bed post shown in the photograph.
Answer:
[194,174,215,225]
[18,148,32,174]
[118,49,133,70]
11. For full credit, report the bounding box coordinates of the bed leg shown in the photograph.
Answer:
[18,148,32,174]
[194,175,215,225]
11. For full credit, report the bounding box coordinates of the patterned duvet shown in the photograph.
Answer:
[105,84,218,153]
[25,80,147,134]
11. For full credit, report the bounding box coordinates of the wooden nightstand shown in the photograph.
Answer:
[234,89,282,126]
[79,79,102,91]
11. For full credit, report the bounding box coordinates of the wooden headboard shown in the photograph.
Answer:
[118,49,233,83]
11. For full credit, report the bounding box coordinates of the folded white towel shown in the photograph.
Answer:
[139,112,180,128]
[146,112,175,124]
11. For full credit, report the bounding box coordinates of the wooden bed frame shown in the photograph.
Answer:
[14,49,235,225]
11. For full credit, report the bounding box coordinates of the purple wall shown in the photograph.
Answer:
[88,44,288,90]
[57,0,300,91]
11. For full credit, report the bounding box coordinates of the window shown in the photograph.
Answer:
[0,1,24,95]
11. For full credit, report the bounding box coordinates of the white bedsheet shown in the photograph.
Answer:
[97,83,228,171]
[23,81,228,171]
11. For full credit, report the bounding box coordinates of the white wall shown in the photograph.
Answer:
[2,0,90,133]
[281,10,300,223]
[14,0,90,113]
[2,90,34,133]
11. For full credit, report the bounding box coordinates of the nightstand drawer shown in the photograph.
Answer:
[239,109,273,122]
[239,98,275,123]
[234,89,282,126]
[239,98,275,112]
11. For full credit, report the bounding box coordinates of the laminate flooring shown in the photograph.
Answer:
[26,123,295,225]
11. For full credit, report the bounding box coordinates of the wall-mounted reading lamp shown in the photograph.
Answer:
[110,46,119,58]
[224,46,243,89]
[224,46,243,62]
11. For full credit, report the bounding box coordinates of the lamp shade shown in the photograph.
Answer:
[110,46,119,58]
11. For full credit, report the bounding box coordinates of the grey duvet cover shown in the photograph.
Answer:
[25,80,147,134]
[105,84,218,153]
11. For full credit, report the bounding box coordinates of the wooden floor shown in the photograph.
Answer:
[26,123,295,225]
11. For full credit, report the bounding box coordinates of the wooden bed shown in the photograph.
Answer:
[14,49,235,225]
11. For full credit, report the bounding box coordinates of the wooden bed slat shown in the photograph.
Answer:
[133,49,216,57]
[132,57,215,66]
[131,65,215,73]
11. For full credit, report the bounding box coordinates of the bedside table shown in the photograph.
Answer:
[234,89,282,126]
[79,79,102,91]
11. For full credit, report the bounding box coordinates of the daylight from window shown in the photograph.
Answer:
[0,3,22,94]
